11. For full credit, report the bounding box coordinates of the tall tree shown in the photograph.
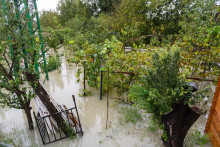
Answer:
[57,0,94,25]
[87,0,121,14]
[178,0,220,79]
[39,10,60,29]
[106,0,196,43]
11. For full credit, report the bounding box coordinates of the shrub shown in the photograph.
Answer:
[47,55,61,72]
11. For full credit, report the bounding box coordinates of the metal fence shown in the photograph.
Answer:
[33,95,83,145]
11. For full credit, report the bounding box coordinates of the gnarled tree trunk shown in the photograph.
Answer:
[24,102,34,130]
[162,103,201,147]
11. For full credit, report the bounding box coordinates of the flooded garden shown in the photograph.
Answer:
[0,0,220,147]
[0,52,216,146]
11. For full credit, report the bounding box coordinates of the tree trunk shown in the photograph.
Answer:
[161,103,201,147]
[24,105,34,130]
[24,72,68,134]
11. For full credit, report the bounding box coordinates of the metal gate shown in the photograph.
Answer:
[33,95,83,144]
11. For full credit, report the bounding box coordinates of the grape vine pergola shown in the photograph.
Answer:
[2,0,48,79]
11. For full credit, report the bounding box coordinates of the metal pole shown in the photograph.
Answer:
[99,59,103,100]
[83,61,86,96]
[23,0,40,77]
[33,0,49,80]
[14,0,28,69]
[106,67,109,129]
[72,95,83,135]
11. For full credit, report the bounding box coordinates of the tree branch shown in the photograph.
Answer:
[0,63,26,96]
[186,77,217,82]
[123,34,161,46]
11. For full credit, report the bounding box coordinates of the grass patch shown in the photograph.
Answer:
[0,128,26,147]
[79,89,92,97]
[184,130,210,146]
[118,106,142,124]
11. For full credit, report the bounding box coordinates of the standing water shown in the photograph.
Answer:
[0,48,215,147]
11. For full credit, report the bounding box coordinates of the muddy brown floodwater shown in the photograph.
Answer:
[0,53,215,147]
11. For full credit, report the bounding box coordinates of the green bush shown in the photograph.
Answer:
[128,48,207,125]
[62,121,76,139]
[47,55,61,72]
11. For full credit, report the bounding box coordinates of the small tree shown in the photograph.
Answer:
[0,1,37,129]
[0,0,60,130]
[129,48,207,146]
